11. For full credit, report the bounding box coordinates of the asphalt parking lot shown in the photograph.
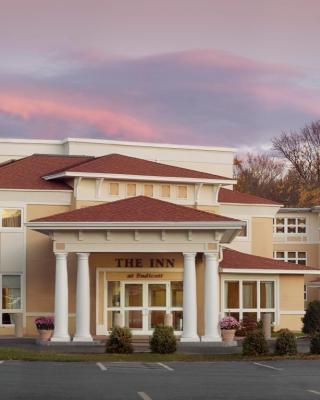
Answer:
[2,359,320,399]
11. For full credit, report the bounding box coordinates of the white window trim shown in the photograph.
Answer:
[0,207,24,232]
[221,277,278,324]
[126,183,137,198]
[108,182,120,197]
[274,251,307,266]
[273,217,306,235]
[236,218,249,240]
[176,185,188,200]
[0,273,23,327]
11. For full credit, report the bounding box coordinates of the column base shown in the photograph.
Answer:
[51,335,71,342]
[73,335,93,342]
[201,335,222,342]
[180,335,200,342]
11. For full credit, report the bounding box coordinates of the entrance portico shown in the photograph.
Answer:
[27,196,244,342]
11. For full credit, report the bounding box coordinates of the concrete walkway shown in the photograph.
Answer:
[0,336,311,354]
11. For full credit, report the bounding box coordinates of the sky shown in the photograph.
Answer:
[0,0,320,151]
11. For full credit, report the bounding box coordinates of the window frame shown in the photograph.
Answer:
[222,278,277,324]
[273,217,306,235]
[0,207,23,231]
[237,219,249,239]
[144,184,154,197]
[109,182,120,197]
[0,273,23,326]
[126,183,137,197]
[274,251,307,265]
[177,185,188,200]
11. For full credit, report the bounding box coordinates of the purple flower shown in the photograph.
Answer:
[35,316,54,330]
[219,316,240,330]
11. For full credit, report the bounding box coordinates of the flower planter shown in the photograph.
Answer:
[221,329,236,342]
[37,329,53,342]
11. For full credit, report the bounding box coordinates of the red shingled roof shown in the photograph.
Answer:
[221,248,317,270]
[0,154,92,190]
[56,153,233,181]
[32,195,241,223]
[218,188,281,206]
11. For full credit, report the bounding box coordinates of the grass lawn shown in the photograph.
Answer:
[0,347,319,362]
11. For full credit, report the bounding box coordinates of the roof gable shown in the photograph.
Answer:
[31,195,241,223]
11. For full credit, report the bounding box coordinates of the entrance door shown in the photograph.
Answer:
[106,281,183,335]
[124,283,143,331]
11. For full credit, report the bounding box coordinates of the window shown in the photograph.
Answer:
[1,274,22,325]
[144,184,153,197]
[161,185,171,198]
[273,217,306,234]
[0,209,22,229]
[109,183,119,196]
[274,251,307,265]
[177,185,188,199]
[224,280,276,323]
[237,220,248,238]
[304,284,307,301]
[127,184,136,197]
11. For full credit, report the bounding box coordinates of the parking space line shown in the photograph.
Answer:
[96,362,107,371]
[157,362,174,371]
[253,362,282,371]
[307,390,320,396]
[137,392,153,400]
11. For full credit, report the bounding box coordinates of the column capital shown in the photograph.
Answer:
[183,252,197,258]
[54,252,68,259]
[76,252,90,259]
[204,252,219,260]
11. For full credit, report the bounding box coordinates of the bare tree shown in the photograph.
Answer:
[272,121,320,186]
[234,153,285,201]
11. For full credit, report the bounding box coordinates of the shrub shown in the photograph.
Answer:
[106,327,133,354]
[150,325,177,354]
[219,316,240,330]
[236,318,258,337]
[275,329,297,355]
[242,330,268,356]
[310,332,320,354]
[302,300,320,335]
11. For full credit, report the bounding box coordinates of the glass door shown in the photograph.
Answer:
[124,283,143,331]
[106,280,183,335]
[147,283,168,332]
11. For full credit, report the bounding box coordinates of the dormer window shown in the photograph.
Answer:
[177,185,188,199]
[109,183,119,196]
[144,184,153,197]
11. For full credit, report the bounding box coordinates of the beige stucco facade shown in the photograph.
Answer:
[0,137,315,339]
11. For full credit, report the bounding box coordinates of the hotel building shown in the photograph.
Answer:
[0,137,317,342]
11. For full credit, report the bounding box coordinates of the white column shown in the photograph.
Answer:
[181,252,199,342]
[202,252,221,342]
[51,253,70,342]
[73,253,92,342]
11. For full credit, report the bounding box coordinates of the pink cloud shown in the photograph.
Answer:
[0,93,160,141]
[248,85,320,115]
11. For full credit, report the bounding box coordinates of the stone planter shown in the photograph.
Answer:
[221,329,236,342]
[38,329,53,342]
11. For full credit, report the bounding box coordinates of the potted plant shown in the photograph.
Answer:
[35,316,54,341]
[219,316,240,342]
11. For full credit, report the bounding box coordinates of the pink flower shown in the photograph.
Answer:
[219,316,240,330]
